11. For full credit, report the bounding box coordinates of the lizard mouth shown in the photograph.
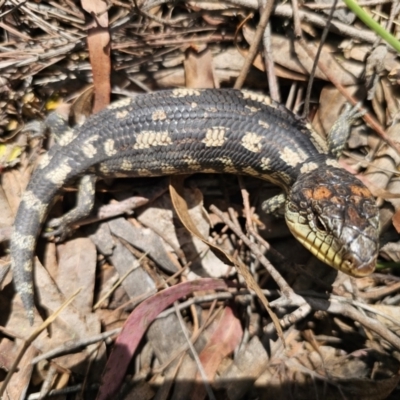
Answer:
[340,254,376,277]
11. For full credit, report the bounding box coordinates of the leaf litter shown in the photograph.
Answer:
[0,0,400,399]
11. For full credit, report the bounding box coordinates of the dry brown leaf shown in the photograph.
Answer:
[97,279,229,400]
[361,123,400,214]
[188,1,231,24]
[69,86,95,125]
[81,0,108,28]
[106,231,157,300]
[153,46,269,89]
[137,189,230,277]
[108,217,179,274]
[43,241,59,285]
[184,47,215,88]
[380,242,400,263]
[56,237,97,313]
[193,307,243,400]
[392,209,400,233]
[5,258,103,376]
[169,176,234,266]
[379,79,398,126]
[0,339,17,373]
[87,28,111,113]
[0,184,14,229]
[314,85,362,136]
[81,0,111,113]
[6,342,38,399]
[2,168,31,216]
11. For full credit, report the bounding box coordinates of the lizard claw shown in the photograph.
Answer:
[43,217,73,241]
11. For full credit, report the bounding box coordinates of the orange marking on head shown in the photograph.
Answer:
[301,188,313,199]
[313,186,332,200]
[350,185,371,197]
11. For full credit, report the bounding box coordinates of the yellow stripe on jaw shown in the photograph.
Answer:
[285,209,344,274]
[285,199,377,278]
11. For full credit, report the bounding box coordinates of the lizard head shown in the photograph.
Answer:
[285,166,380,277]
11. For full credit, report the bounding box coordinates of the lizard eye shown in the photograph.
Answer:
[316,216,327,231]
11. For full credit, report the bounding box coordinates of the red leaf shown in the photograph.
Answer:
[96,278,229,400]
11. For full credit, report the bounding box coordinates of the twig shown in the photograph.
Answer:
[290,0,302,38]
[264,302,313,334]
[209,204,305,306]
[303,0,339,116]
[174,302,216,400]
[31,329,121,364]
[262,21,280,102]
[306,296,400,350]
[234,0,275,88]
[359,280,400,300]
